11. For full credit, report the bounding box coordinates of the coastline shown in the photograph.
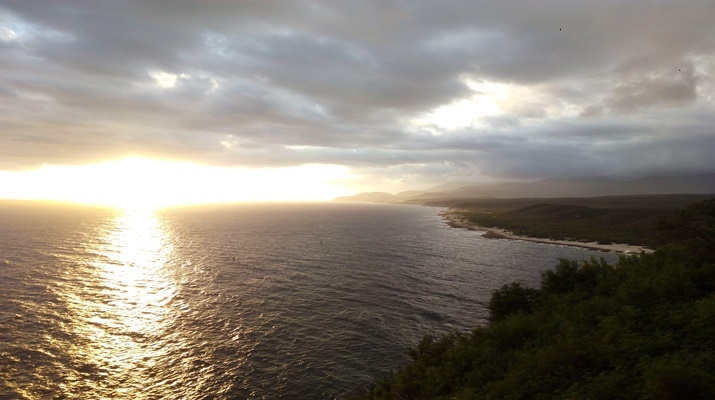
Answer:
[440,209,654,254]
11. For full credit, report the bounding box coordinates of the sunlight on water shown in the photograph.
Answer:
[58,209,178,397]
[1,203,619,399]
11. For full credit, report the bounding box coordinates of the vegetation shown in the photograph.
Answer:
[352,199,715,400]
[448,194,715,248]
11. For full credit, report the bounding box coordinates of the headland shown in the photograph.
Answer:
[441,209,653,254]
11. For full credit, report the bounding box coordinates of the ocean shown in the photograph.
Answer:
[0,201,617,399]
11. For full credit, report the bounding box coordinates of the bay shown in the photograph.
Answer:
[0,201,617,399]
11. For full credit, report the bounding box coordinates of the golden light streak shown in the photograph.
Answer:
[0,157,354,210]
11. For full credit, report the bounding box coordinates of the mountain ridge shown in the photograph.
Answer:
[334,174,715,204]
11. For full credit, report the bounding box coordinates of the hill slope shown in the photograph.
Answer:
[352,199,715,400]
[448,194,715,248]
[335,174,715,204]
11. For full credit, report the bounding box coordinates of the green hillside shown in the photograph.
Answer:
[448,194,715,248]
[352,199,715,400]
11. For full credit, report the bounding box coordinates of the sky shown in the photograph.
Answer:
[1,0,714,206]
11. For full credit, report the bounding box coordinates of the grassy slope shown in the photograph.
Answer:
[443,194,715,248]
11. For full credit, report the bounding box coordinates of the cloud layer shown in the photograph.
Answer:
[1,0,714,189]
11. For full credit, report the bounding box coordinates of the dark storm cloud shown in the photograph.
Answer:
[0,0,713,186]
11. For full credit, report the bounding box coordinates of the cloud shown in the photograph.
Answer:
[0,0,714,190]
[581,61,701,117]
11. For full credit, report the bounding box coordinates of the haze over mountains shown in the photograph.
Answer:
[334,174,715,204]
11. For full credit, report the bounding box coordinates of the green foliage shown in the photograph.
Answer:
[352,200,715,400]
[488,282,539,322]
[658,198,715,264]
[457,195,715,248]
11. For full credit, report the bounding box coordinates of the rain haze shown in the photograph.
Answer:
[1,0,714,206]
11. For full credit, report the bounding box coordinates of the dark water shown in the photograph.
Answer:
[0,201,616,399]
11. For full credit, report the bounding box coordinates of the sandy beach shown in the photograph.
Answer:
[440,209,653,254]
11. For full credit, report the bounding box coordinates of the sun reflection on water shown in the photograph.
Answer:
[59,209,179,397]
[94,210,176,336]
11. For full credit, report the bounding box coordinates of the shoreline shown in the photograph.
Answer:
[440,209,653,254]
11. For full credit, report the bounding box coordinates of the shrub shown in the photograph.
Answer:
[488,282,539,322]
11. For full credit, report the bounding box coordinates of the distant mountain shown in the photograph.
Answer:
[333,192,399,203]
[334,174,715,204]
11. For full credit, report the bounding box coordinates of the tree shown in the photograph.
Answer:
[488,282,539,322]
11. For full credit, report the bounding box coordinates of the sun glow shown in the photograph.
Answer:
[0,157,353,210]
[411,79,512,130]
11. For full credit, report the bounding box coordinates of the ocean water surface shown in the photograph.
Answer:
[0,201,617,399]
